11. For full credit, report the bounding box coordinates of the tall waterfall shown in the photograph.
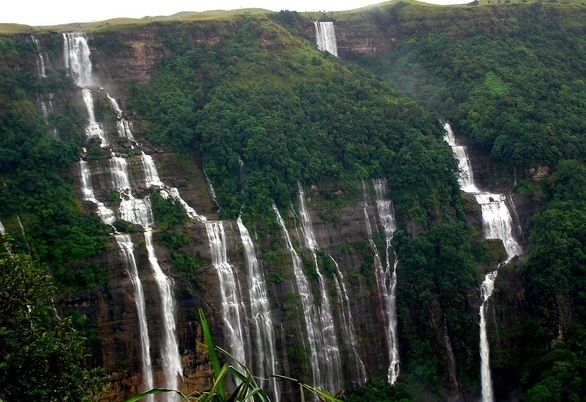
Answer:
[65,33,183,397]
[145,230,182,396]
[237,217,280,401]
[205,221,250,365]
[273,203,324,392]
[63,32,93,87]
[116,235,154,399]
[107,92,135,140]
[329,256,367,385]
[79,160,116,225]
[443,123,480,193]
[31,35,47,78]
[371,180,401,384]
[314,22,338,57]
[296,185,343,392]
[443,122,522,402]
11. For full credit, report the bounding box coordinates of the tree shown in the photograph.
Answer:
[0,244,103,401]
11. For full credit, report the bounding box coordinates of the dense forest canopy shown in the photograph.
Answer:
[0,1,585,400]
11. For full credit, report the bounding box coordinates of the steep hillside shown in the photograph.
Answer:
[0,1,584,401]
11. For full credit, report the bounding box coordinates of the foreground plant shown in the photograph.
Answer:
[125,308,341,402]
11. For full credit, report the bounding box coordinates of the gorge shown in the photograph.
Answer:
[0,1,585,401]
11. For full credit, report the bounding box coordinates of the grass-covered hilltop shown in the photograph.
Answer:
[0,0,585,401]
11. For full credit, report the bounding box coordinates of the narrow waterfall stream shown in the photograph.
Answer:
[314,21,338,56]
[370,180,401,384]
[329,256,367,385]
[273,203,323,392]
[443,122,522,402]
[205,221,250,366]
[65,33,183,397]
[296,185,343,393]
[115,235,154,399]
[237,217,280,401]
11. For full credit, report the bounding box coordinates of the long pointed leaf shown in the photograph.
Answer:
[124,388,191,402]
[199,308,226,400]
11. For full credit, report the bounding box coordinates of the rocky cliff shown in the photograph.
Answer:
[1,7,546,400]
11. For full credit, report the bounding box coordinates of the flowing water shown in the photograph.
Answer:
[205,221,250,365]
[273,203,324,392]
[443,122,522,402]
[65,32,183,397]
[237,217,280,401]
[116,235,154,400]
[314,22,338,56]
[371,179,400,384]
[296,185,343,393]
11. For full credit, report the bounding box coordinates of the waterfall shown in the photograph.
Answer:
[479,272,496,402]
[329,255,367,385]
[314,22,338,56]
[442,122,480,193]
[32,37,58,137]
[371,179,401,384]
[107,92,135,140]
[205,221,250,365]
[140,153,164,188]
[63,32,93,87]
[115,235,154,399]
[66,32,183,396]
[82,88,109,146]
[296,184,343,393]
[109,156,132,192]
[79,160,116,225]
[443,122,522,402]
[160,187,206,222]
[0,220,5,235]
[273,203,323,392]
[145,230,182,396]
[237,217,280,401]
[31,35,47,78]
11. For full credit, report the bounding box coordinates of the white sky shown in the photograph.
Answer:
[2,0,469,26]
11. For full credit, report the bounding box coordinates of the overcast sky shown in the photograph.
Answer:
[2,0,469,26]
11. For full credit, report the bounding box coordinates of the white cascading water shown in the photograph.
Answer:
[443,123,480,194]
[372,179,401,384]
[273,203,323,392]
[443,122,522,402]
[314,21,338,56]
[116,235,154,399]
[82,88,109,146]
[109,156,132,191]
[66,33,183,397]
[63,32,93,87]
[160,187,206,222]
[79,160,116,225]
[205,221,250,365]
[145,230,182,396]
[0,220,5,235]
[296,184,343,393]
[32,36,59,137]
[329,255,367,385]
[237,217,280,401]
[31,35,47,78]
[140,153,164,188]
[107,92,135,140]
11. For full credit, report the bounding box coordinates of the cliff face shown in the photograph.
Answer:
[11,12,542,400]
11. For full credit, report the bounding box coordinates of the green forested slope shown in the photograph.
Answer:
[349,2,586,399]
[364,2,586,168]
[129,15,463,227]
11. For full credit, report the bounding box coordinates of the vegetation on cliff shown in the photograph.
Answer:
[0,246,104,400]
[128,15,463,228]
[0,1,585,400]
[364,1,586,169]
